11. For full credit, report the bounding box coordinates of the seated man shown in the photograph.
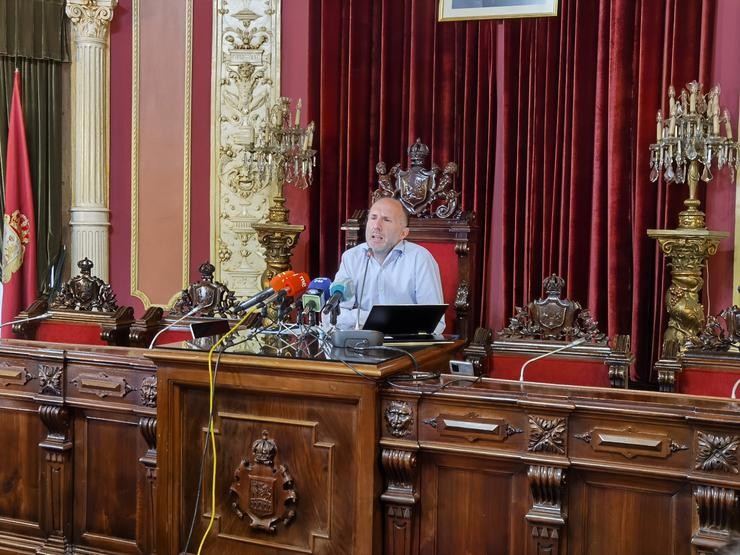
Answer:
[332,197,445,333]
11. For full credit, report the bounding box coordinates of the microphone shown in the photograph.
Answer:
[233,271,296,312]
[322,280,356,316]
[355,248,373,329]
[0,312,52,331]
[149,303,207,349]
[519,338,587,382]
[262,272,311,307]
[302,277,332,314]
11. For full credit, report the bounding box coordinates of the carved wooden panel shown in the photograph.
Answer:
[72,411,146,553]
[175,382,366,554]
[568,471,692,555]
[417,453,527,555]
[0,405,44,536]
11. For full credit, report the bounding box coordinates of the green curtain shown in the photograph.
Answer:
[0,0,67,289]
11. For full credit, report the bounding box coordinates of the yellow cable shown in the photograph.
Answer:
[196,307,258,554]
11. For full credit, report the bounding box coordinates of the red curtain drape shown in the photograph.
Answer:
[307,0,715,381]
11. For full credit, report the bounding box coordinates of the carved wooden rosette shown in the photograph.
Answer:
[692,486,739,554]
[528,416,567,455]
[229,430,297,533]
[38,404,73,553]
[526,465,566,555]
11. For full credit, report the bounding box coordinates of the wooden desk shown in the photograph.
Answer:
[0,340,157,555]
[150,340,461,554]
[379,377,740,555]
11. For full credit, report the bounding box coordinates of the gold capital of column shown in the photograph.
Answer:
[65,0,117,41]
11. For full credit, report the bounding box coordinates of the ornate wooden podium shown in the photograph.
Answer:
[149,338,461,555]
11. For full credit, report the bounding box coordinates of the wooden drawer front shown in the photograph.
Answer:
[67,364,156,408]
[417,402,525,452]
[0,356,64,397]
[569,416,691,472]
[0,360,35,390]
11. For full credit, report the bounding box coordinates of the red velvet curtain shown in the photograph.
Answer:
[307,0,715,381]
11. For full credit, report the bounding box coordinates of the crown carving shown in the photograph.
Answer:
[252,430,277,466]
[169,261,240,318]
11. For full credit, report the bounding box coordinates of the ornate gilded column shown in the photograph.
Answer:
[65,0,117,281]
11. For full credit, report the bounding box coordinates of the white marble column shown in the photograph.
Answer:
[65,0,117,281]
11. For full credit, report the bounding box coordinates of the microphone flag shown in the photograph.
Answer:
[1,71,37,338]
[302,277,332,312]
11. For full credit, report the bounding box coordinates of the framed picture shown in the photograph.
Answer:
[438,0,558,21]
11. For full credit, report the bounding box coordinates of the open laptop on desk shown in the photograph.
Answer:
[362,304,450,343]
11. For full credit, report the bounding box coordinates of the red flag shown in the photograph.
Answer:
[2,70,37,337]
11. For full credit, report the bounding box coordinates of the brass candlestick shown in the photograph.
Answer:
[647,81,738,350]
[251,97,316,287]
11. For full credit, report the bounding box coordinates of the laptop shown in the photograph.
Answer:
[362,304,448,341]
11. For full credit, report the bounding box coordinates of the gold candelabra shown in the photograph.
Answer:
[647,81,738,350]
[252,97,316,288]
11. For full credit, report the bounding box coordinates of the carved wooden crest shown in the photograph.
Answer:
[170,261,239,318]
[500,274,605,342]
[51,258,119,312]
[374,138,460,219]
[230,429,297,533]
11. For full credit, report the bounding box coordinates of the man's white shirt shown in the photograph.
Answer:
[332,240,445,333]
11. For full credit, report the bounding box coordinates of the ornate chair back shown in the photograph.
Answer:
[13,258,134,346]
[465,274,633,388]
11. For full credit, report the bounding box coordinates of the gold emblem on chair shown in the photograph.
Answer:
[230,429,297,533]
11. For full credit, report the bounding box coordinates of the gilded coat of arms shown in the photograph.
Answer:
[1,209,31,283]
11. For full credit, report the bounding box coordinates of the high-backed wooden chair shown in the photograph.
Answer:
[341,139,480,339]
[465,274,633,388]
[14,258,134,346]
[653,293,740,397]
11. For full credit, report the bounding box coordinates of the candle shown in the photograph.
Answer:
[713,113,720,135]
[656,110,663,142]
[669,116,676,136]
[668,85,676,116]
[725,109,733,140]
[295,99,302,127]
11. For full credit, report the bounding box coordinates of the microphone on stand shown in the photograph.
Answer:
[518,337,587,382]
[301,278,332,326]
[355,248,373,330]
[233,271,296,313]
[321,280,356,318]
[0,312,52,332]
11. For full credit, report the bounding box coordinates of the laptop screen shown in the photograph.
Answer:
[362,304,447,336]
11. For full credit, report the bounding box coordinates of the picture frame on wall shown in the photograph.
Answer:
[438,0,558,21]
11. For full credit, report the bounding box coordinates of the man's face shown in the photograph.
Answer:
[365,199,409,257]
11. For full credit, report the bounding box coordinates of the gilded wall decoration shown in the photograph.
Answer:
[212,0,281,297]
